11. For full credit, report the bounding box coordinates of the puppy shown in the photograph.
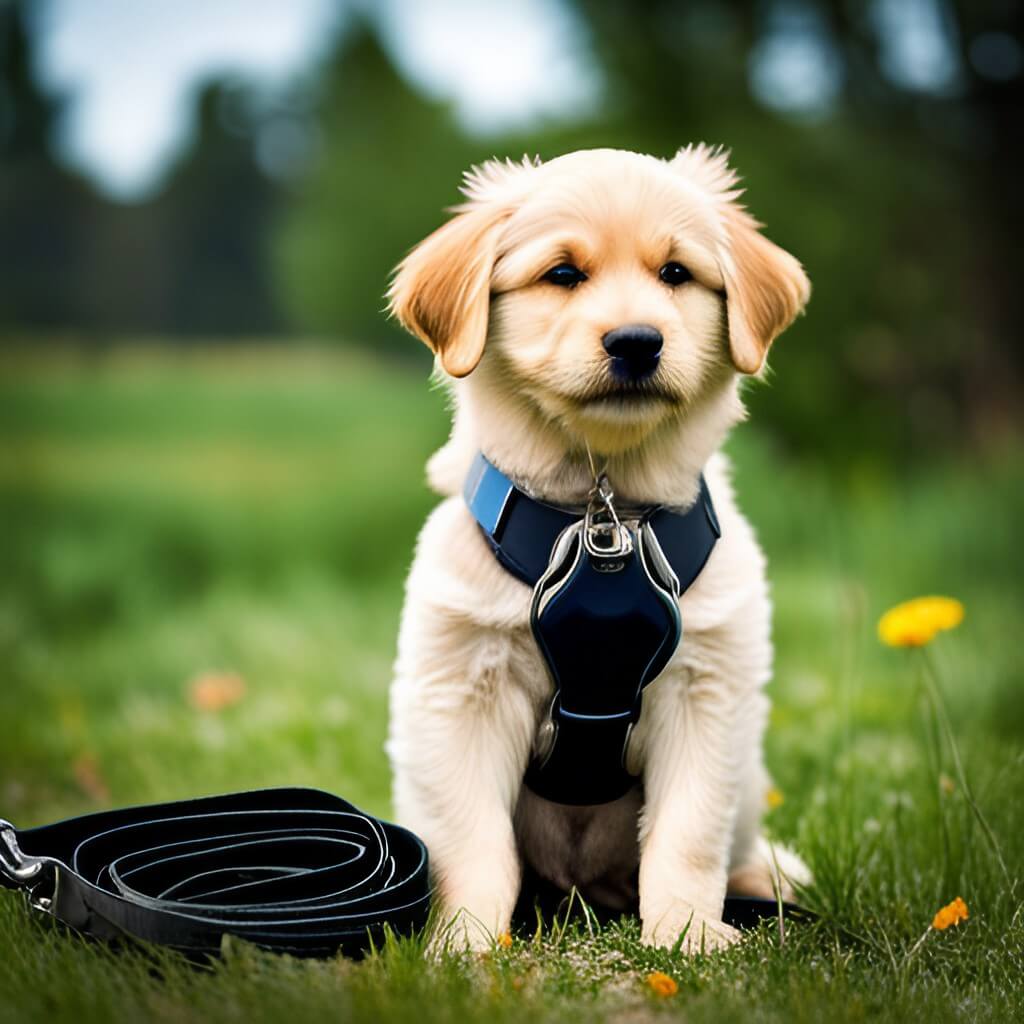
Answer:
[385,145,811,952]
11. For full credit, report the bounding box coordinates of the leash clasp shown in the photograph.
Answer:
[583,474,632,564]
[0,821,44,883]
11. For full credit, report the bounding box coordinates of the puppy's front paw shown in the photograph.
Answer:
[642,906,741,954]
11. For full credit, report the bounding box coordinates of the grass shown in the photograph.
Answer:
[1,344,1022,1023]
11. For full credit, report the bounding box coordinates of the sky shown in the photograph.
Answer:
[29,0,600,201]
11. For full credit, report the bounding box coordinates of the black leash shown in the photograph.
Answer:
[0,788,431,958]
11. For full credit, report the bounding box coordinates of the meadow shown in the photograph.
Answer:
[1,345,1021,1023]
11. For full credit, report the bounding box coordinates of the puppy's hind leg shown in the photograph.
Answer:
[726,695,811,902]
[728,835,811,902]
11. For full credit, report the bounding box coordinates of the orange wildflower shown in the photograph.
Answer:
[932,897,969,930]
[72,751,111,803]
[496,931,513,949]
[188,671,246,712]
[878,596,964,648]
[645,971,678,997]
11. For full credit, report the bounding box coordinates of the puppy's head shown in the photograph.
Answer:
[388,146,809,452]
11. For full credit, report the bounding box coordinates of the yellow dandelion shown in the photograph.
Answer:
[496,931,513,949]
[766,786,785,811]
[645,971,678,998]
[877,596,964,648]
[932,897,969,930]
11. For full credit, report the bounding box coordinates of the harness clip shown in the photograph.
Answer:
[0,822,43,884]
[583,474,632,566]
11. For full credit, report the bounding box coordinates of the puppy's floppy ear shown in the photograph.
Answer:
[719,203,810,375]
[669,144,810,375]
[387,203,509,378]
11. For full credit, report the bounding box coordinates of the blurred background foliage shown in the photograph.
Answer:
[1,0,1021,462]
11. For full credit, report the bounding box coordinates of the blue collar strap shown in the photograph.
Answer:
[464,452,720,805]
[463,453,720,588]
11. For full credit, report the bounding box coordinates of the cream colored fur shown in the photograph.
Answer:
[385,146,811,953]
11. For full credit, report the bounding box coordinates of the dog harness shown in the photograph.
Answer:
[463,452,720,805]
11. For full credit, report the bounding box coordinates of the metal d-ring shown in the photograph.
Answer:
[533,695,559,766]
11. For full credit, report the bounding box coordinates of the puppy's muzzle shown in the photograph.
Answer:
[602,324,663,382]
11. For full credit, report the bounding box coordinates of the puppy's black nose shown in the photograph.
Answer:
[602,324,663,380]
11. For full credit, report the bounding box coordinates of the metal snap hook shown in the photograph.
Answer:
[0,822,44,882]
[583,473,633,561]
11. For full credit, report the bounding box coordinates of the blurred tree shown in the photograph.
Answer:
[272,19,476,352]
[0,0,282,338]
[0,0,97,329]
[80,83,284,336]
[945,0,1023,441]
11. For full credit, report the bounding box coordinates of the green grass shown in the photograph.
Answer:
[1,344,1021,1023]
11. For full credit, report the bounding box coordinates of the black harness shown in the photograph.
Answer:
[463,452,720,805]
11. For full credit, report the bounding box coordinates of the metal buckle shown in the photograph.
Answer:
[0,821,44,883]
[621,719,641,777]
[583,474,633,563]
[533,695,559,766]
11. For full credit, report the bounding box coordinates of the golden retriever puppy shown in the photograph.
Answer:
[385,145,811,952]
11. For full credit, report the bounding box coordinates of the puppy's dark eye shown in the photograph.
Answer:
[542,263,587,288]
[659,262,692,286]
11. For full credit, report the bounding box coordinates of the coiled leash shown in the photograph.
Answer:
[464,451,720,806]
[0,788,430,958]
